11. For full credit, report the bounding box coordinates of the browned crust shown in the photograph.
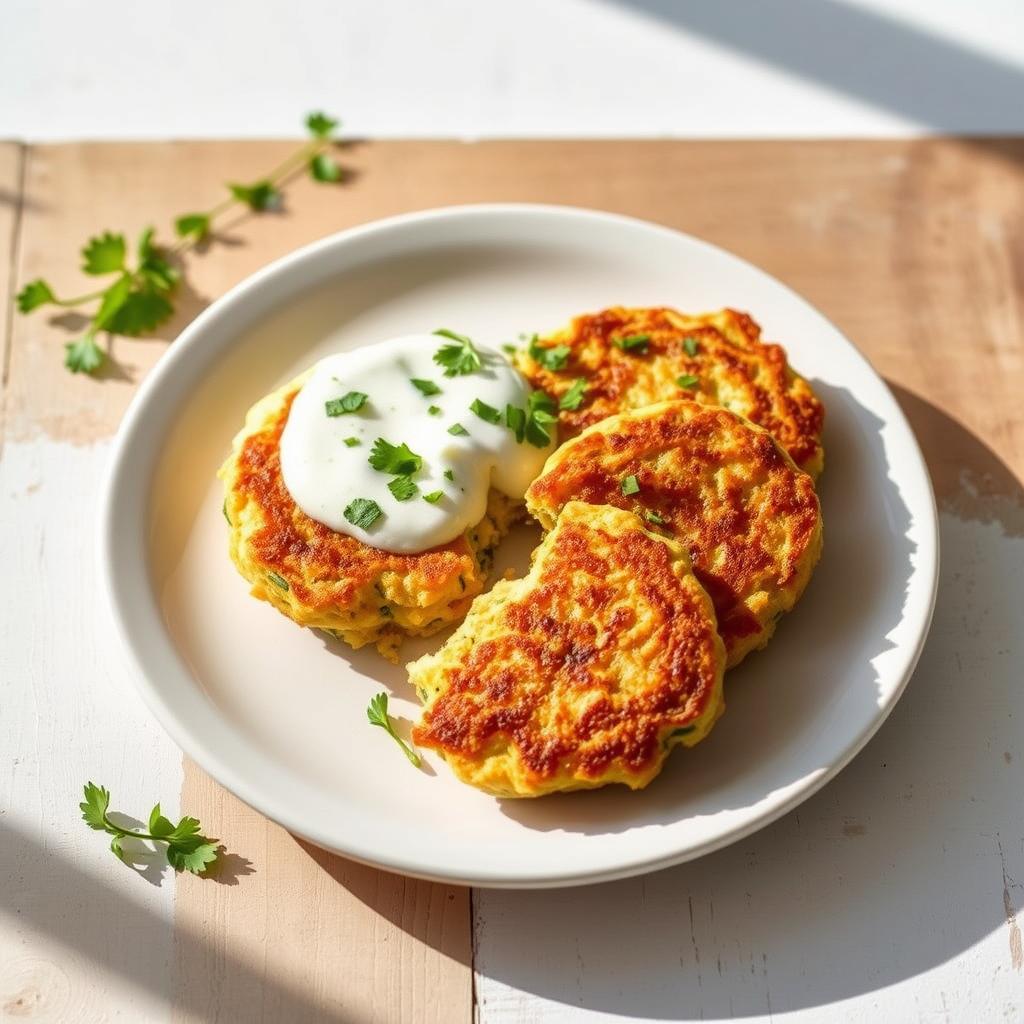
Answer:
[526,401,822,660]
[231,388,478,610]
[517,306,824,475]
[412,508,722,784]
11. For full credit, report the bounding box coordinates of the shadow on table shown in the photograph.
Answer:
[472,385,1024,1018]
[0,821,342,1023]
[605,0,1024,149]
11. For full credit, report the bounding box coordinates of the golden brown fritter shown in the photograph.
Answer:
[220,377,519,661]
[514,306,824,478]
[526,401,822,667]
[409,502,726,797]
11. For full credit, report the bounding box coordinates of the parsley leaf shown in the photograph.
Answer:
[447,423,469,436]
[343,436,361,447]
[683,336,700,357]
[528,335,571,371]
[344,497,384,530]
[81,232,126,275]
[65,335,105,375]
[428,405,442,416]
[368,438,422,476]
[104,287,174,336]
[423,490,444,504]
[470,398,502,424]
[676,374,700,389]
[432,329,482,376]
[80,781,220,875]
[325,391,368,416]
[229,181,282,211]
[366,693,422,767]
[444,469,455,481]
[645,510,666,525]
[411,378,441,396]
[388,476,419,501]
[613,334,650,353]
[175,213,210,241]
[525,391,557,448]
[80,781,111,830]
[16,279,55,312]
[621,474,640,495]
[505,404,526,442]
[559,378,587,410]
[310,153,343,183]
[137,228,180,292]
[267,572,289,591]
[306,111,339,138]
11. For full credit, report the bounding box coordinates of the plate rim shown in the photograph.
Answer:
[99,202,940,888]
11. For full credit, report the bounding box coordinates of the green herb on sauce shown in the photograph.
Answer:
[325,391,368,416]
[344,497,384,530]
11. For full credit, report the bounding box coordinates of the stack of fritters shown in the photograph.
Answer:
[409,308,824,796]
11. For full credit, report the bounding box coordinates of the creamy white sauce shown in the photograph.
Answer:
[279,334,554,553]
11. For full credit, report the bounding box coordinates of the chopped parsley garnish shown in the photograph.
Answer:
[432,329,482,377]
[343,436,361,447]
[683,336,700,357]
[423,490,444,504]
[528,334,571,371]
[621,474,640,496]
[411,378,441,396]
[222,500,231,525]
[525,391,558,448]
[501,343,518,354]
[676,374,700,389]
[645,510,666,525]
[388,476,419,501]
[267,571,290,591]
[428,405,442,416]
[344,497,384,530]
[505,403,526,442]
[325,391,368,416]
[366,692,421,767]
[613,334,650,353]
[368,438,422,476]
[470,398,502,424]
[444,468,455,481]
[558,378,587,410]
[448,422,469,436]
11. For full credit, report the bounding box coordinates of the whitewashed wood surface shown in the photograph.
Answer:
[2,139,1023,1022]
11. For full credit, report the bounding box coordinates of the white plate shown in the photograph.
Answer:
[100,205,938,888]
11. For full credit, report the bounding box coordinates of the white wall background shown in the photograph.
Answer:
[4,0,1024,141]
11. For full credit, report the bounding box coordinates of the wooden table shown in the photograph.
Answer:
[2,139,1022,1023]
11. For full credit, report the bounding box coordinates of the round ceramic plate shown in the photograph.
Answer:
[101,205,938,888]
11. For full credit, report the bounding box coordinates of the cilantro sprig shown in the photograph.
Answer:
[366,693,422,767]
[80,782,219,874]
[17,112,346,376]
[433,329,482,377]
[369,438,423,476]
[528,334,571,371]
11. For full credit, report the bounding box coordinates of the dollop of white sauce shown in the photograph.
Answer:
[279,334,555,553]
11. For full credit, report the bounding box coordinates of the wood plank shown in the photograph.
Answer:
[0,142,23,419]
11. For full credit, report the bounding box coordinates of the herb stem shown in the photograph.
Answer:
[51,288,109,309]
[169,138,330,258]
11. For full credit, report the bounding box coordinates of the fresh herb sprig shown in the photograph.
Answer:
[433,329,482,377]
[366,693,421,767]
[18,112,346,376]
[80,782,219,874]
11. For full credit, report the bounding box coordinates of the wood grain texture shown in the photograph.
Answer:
[5,138,1024,1023]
